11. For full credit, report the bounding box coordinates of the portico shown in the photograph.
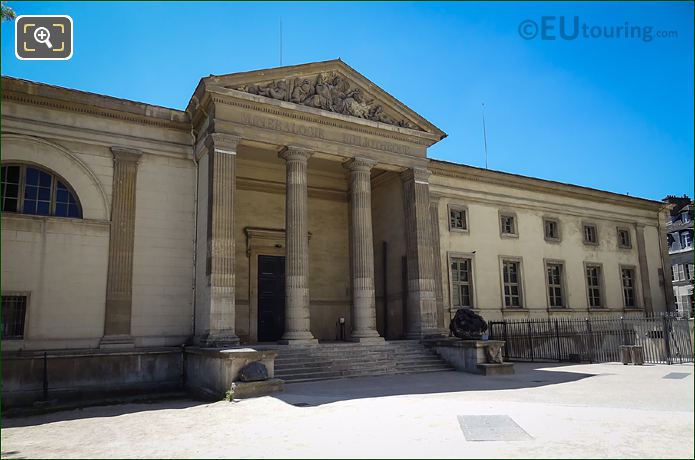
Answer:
[189,60,447,345]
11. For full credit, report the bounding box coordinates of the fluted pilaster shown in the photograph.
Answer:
[204,133,240,346]
[279,146,317,344]
[101,147,142,348]
[429,196,447,332]
[345,157,383,342]
[401,167,441,338]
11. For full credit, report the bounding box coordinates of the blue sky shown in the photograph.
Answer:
[2,1,693,201]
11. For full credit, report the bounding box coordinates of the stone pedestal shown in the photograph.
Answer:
[279,147,317,345]
[185,347,283,399]
[427,338,515,375]
[345,158,383,343]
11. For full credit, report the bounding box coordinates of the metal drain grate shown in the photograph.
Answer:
[663,372,690,379]
[457,415,532,441]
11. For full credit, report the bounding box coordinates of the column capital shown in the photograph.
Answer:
[343,157,377,172]
[279,146,313,162]
[110,146,143,163]
[205,133,241,155]
[400,167,431,184]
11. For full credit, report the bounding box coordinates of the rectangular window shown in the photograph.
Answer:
[689,264,694,281]
[617,228,631,248]
[500,214,517,236]
[672,265,679,281]
[583,224,598,245]
[544,218,560,241]
[585,265,603,308]
[546,263,564,308]
[450,258,473,308]
[449,207,467,231]
[502,260,522,308]
[682,232,693,249]
[2,295,27,340]
[621,268,636,308]
[678,264,686,281]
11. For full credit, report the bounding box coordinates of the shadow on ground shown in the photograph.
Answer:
[268,362,598,406]
[1,398,203,429]
[1,363,598,428]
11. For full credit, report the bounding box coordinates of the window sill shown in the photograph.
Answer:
[500,233,519,239]
[544,237,561,244]
[449,228,470,234]
[618,245,633,250]
[502,307,529,312]
[583,242,599,247]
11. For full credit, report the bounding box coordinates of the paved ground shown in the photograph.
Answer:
[1,362,693,458]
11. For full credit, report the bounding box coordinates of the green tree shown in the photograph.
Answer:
[1,1,16,22]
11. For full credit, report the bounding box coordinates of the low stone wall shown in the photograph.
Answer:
[184,347,281,399]
[1,348,183,408]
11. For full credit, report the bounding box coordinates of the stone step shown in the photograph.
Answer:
[274,352,439,364]
[275,359,448,376]
[282,367,455,383]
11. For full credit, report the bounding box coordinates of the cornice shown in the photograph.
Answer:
[2,89,190,132]
[430,160,662,212]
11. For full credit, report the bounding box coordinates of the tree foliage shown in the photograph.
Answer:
[1,1,16,22]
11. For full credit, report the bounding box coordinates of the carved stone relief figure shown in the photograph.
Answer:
[230,71,422,131]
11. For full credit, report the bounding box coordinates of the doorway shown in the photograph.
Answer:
[257,255,286,342]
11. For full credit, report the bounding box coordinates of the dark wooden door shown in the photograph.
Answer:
[258,255,286,342]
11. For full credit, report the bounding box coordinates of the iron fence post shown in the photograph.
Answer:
[554,319,561,361]
[586,318,593,364]
[662,315,672,365]
[526,320,534,361]
[503,321,509,358]
[43,351,48,401]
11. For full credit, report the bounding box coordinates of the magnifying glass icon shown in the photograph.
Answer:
[33,27,53,49]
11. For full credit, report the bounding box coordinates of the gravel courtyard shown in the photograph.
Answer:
[1,362,693,459]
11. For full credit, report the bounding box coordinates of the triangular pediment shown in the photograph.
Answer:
[203,60,445,139]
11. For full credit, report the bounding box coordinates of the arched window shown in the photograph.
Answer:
[1,164,82,218]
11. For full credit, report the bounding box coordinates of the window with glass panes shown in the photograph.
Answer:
[500,215,516,235]
[2,295,27,340]
[502,260,522,307]
[586,265,603,307]
[617,228,631,248]
[583,224,598,244]
[1,164,82,218]
[621,268,636,308]
[546,263,564,308]
[450,258,473,308]
[449,208,467,231]
[544,218,559,240]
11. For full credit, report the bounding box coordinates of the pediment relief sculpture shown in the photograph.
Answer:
[229,72,421,131]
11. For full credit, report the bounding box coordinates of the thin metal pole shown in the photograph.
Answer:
[481,103,489,169]
[42,351,48,401]
[586,318,593,363]
[555,319,561,361]
[663,315,672,365]
[527,320,535,361]
[383,241,388,340]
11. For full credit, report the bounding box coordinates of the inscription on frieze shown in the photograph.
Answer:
[238,113,414,156]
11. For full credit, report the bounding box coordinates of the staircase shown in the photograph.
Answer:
[270,340,454,383]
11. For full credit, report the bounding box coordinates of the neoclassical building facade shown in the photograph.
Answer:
[1,60,675,351]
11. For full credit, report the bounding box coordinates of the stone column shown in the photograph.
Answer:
[204,133,240,346]
[401,167,442,339]
[635,223,654,314]
[429,196,447,332]
[101,147,142,348]
[345,157,383,342]
[279,146,317,344]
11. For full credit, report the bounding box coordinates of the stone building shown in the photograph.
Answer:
[1,60,675,355]
[663,195,694,317]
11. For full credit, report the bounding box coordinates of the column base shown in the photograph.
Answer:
[277,338,319,345]
[350,336,385,343]
[201,332,240,348]
[99,334,135,349]
[279,330,317,345]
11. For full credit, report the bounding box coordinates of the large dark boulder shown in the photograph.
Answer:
[449,308,488,340]
[237,361,269,382]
